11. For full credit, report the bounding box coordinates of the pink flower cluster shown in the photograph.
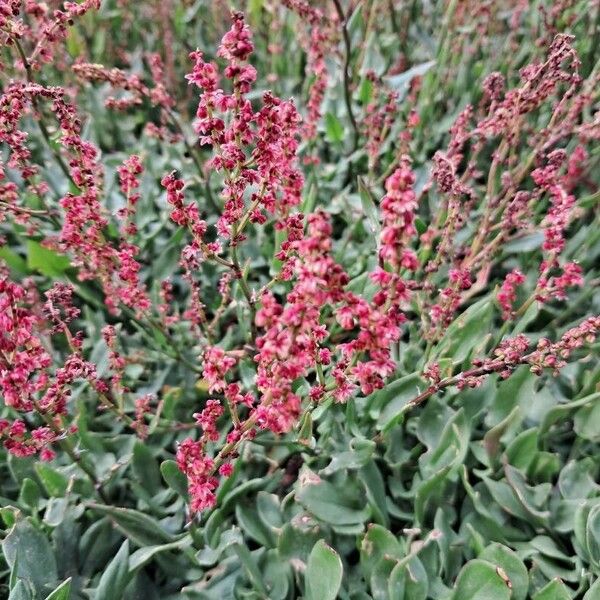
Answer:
[497,269,526,318]
[430,268,473,329]
[43,282,80,334]
[530,150,584,303]
[529,315,600,376]
[253,211,347,429]
[379,158,418,270]
[117,155,143,233]
[0,83,42,181]
[73,56,176,140]
[421,32,590,333]
[176,438,218,512]
[102,325,126,395]
[0,83,150,315]
[0,273,50,412]
[532,150,576,256]
[476,34,580,139]
[202,346,237,393]
[281,0,333,143]
[185,12,304,241]
[0,273,100,460]
[1,0,99,69]
[177,159,422,511]
[363,84,398,169]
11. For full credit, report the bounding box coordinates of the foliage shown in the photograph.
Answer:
[0,0,599,599]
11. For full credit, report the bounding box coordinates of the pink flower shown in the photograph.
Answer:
[176,439,218,512]
[217,12,254,62]
[193,399,224,442]
[498,269,526,318]
[202,347,236,393]
[379,159,419,270]
[219,463,234,477]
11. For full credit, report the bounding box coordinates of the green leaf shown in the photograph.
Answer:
[415,465,452,525]
[483,406,522,463]
[505,429,538,473]
[296,479,371,526]
[415,217,427,235]
[479,543,528,600]
[450,559,511,600]
[503,232,544,253]
[160,460,189,499]
[583,579,600,600]
[389,556,429,600]
[18,478,41,511]
[65,28,83,57]
[26,240,70,277]
[360,524,402,575]
[44,578,72,600]
[416,395,454,448]
[305,540,343,600]
[256,492,282,530]
[300,182,318,215]
[129,536,193,572]
[321,439,375,475]
[574,499,600,563]
[232,543,268,595]
[196,528,243,566]
[10,549,20,591]
[2,519,58,596]
[132,442,161,495]
[539,392,600,438]
[1,506,20,529]
[373,372,427,431]
[358,177,381,238]
[433,296,493,364]
[361,32,386,76]
[95,540,130,600]
[86,503,178,546]
[297,411,313,445]
[9,581,34,600]
[385,60,436,96]
[585,504,600,566]
[262,549,291,600]
[0,246,28,275]
[578,190,600,209]
[532,579,573,600]
[324,112,344,144]
[220,477,269,513]
[235,503,275,547]
[34,464,69,497]
[247,0,263,22]
[359,461,389,528]
[558,459,598,500]
[43,497,69,527]
[574,401,600,441]
[277,517,321,564]
[420,408,469,474]
[358,77,374,104]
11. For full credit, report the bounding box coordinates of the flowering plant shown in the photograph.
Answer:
[0,1,599,598]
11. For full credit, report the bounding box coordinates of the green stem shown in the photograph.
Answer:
[332,0,359,149]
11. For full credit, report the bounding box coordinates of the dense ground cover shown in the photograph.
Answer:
[0,0,599,598]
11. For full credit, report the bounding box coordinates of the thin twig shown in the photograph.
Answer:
[332,0,359,149]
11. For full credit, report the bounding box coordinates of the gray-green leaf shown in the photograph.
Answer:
[305,540,343,600]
